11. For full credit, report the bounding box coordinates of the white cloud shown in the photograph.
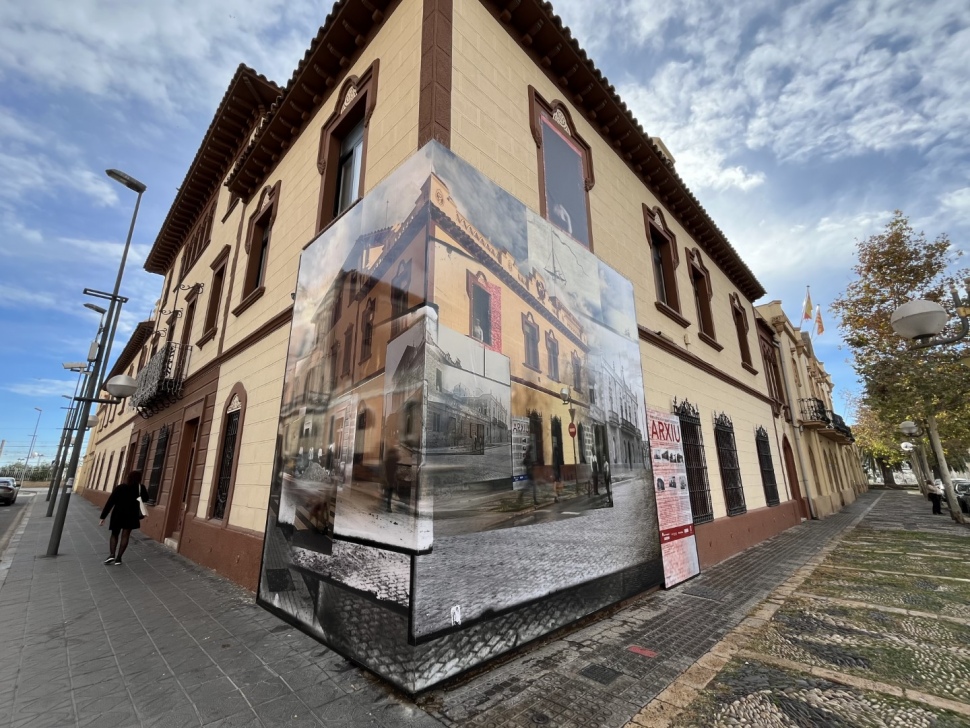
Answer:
[556,0,970,193]
[3,377,84,397]
[0,1,323,113]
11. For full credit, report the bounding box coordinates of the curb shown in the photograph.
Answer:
[0,496,34,591]
[626,491,885,728]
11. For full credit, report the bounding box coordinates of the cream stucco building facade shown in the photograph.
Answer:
[80,0,863,599]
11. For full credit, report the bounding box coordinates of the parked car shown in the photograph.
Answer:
[0,477,20,505]
[953,480,970,514]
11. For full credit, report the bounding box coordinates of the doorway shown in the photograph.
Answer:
[164,418,200,549]
[783,436,808,519]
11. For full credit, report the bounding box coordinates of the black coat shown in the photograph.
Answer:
[100,483,148,531]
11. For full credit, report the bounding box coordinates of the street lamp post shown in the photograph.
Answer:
[46,364,90,505]
[47,169,145,556]
[19,408,42,484]
[891,289,969,525]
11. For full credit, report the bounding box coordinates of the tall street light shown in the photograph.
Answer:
[46,362,91,510]
[891,289,969,524]
[47,169,145,556]
[19,408,42,484]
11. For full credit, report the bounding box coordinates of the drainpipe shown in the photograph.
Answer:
[774,335,816,519]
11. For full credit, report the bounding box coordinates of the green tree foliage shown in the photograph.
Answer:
[832,211,970,442]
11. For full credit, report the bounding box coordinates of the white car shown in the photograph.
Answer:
[0,477,20,505]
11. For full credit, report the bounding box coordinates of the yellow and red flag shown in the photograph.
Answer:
[802,286,813,322]
[815,305,825,336]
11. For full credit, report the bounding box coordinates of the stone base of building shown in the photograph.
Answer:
[694,501,802,570]
[811,487,858,519]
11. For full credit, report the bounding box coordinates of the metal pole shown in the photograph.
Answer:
[47,187,142,556]
[46,371,91,516]
[925,412,966,525]
[47,369,87,503]
[19,408,42,484]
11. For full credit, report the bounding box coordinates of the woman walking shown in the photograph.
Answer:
[99,470,148,565]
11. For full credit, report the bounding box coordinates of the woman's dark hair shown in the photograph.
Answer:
[126,470,143,486]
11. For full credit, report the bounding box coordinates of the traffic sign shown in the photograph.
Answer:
[568,422,576,438]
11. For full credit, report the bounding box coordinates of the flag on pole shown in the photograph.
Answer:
[801,286,813,325]
[815,305,825,336]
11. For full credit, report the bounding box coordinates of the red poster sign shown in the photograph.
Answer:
[568,422,576,438]
[648,407,700,587]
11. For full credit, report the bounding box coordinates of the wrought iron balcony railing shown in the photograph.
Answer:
[131,342,190,418]
[798,397,830,424]
[829,412,854,441]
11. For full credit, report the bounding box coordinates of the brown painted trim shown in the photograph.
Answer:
[742,361,759,375]
[655,301,689,328]
[220,196,240,224]
[210,244,232,271]
[238,180,281,305]
[207,382,247,523]
[231,285,266,317]
[196,328,217,349]
[219,195,250,355]
[227,0,403,202]
[639,326,773,405]
[686,246,716,341]
[698,331,723,352]
[315,60,381,233]
[644,204,681,315]
[730,291,754,370]
[419,0,453,148]
[529,85,595,251]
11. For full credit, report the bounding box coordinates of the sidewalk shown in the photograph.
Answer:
[0,489,934,728]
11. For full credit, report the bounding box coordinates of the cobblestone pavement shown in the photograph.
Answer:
[639,490,970,728]
[2,487,932,727]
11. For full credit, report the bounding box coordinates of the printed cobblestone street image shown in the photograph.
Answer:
[644,490,970,728]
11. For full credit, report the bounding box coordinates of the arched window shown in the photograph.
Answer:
[210,386,246,521]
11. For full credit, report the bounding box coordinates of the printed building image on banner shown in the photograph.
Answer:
[257,142,663,693]
[647,408,700,587]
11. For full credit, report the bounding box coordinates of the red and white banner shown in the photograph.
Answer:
[648,408,700,587]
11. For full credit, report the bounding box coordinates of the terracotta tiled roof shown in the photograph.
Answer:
[145,65,281,275]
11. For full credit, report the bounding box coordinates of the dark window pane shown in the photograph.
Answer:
[540,116,589,248]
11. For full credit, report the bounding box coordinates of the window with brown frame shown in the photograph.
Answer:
[199,245,230,347]
[235,181,280,315]
[390,260,411,336]
[342,326,353,376]
[731,292,755,372]
[211,389,245,521]
[360,299,375,361]
[687,247,718,348]
[545,331,560,382]
[571,352,582,392]
[644,205,685,325]
[178,201,215,282]
[529,87,594,249]
[522,313,540,371]
[467,271,495,346]
[317,61,379,233]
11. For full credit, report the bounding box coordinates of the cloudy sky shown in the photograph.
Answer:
[1,0,968,465]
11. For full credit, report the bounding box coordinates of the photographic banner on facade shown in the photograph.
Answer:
[257,142,663,692]
[647,407,700,587]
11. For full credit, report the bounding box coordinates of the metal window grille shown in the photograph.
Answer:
[212,410,240,520]
[135,432,153,472]
[755,426,780,506]
[146,425,169,504]
[674,399,713,524]
[714,412,747,516]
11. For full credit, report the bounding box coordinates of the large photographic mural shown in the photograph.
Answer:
[258,142,662,691]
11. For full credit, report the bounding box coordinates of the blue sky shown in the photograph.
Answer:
[1,0,968,466]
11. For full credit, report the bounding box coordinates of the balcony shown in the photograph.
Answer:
[798,397,830,428]
[821,411,855,444]
[131,342,191,417]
